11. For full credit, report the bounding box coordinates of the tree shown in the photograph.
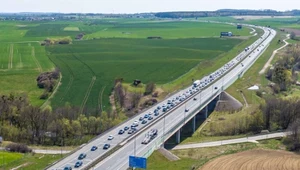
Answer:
[114,83,125,108]
[131,92,141,109]
[290,31,296,40]
[272,65,291,91]
[144,82,155,95]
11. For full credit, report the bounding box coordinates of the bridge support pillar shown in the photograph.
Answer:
[176,129,181,144]
[205,106,208,119]
[192,116,196,133]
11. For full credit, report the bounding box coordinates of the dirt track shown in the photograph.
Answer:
[200,149,300,170]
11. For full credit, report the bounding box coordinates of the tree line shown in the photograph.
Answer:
[0,94,123,146]
[155,9,300,18]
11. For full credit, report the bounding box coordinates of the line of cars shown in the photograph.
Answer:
[191,28,270,93]
[63,135,114,170]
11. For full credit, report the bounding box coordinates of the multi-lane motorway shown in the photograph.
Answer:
[48,24,276,170]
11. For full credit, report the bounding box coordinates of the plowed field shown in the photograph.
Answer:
[200,149,300,170]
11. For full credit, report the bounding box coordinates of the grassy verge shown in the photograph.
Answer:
[0,151,23,166]
[1,141,77,151]
[0,151,63,170]
[144,139,286,170]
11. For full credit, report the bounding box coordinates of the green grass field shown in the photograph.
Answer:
[0,151,23,167]
[47,37,242,112]
[0,42,54,105]
[0,151,62,170]
[84,21,251,39]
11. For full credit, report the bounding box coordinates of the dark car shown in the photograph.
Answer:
[154,112,159,116]
[185,108,189,112]
[148,116,153,120]
[118,129,124,134]
[157,106,161,110]
[78,153,86,160]
[139,117,144,121]
[64,166,72,170]
[103,144,110,150]
[144,114,149,118]
[214,87,218,90]
[124,126,129,131]
[91,146,98,151]
[141,120,147,124]
[74,161,83,168]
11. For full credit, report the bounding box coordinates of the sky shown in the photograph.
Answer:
[0,0,299,13]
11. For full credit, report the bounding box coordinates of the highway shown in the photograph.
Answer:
[48,24,276,170]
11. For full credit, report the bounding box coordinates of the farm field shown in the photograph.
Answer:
[47,37,243,113]
[84,21,251,39]
[200,149,300,170]
[0,42,54,105]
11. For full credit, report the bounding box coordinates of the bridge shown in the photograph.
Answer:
[48,24,276,170]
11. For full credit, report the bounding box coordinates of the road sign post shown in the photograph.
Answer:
[129,156,147,169]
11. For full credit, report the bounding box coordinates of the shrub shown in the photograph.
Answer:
[144,82,155,95]
[256,90,263,97]
[40,92,49,99]
[6,143,32,153]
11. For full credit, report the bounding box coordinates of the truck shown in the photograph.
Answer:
[193,80,201,87]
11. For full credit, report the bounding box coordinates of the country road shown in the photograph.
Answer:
[172,132,288,150]
[259,34,290,75]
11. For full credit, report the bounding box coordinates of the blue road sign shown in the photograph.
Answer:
[129,156,147,169]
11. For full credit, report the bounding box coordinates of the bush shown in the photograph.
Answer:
[6,143,32,153]
[152,92,159,98]
[256,90,263,97]
[40,92,49,99]
[271,84,280,94]
[144,82,155,95]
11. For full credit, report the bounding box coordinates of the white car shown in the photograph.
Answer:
[108,135,114,140]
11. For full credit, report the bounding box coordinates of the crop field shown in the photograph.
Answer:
[84,21,251,39]
[200,149,300,170]
[47,37,242,113]
[0,42,54,105]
